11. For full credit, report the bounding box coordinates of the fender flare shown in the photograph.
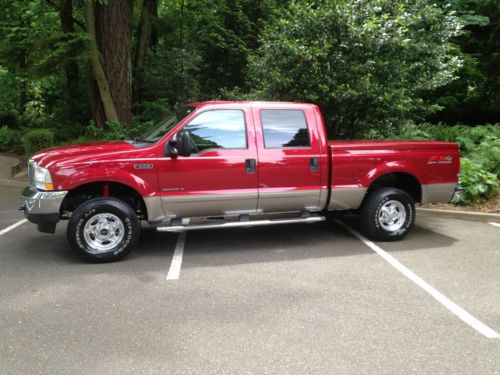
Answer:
[56,167,155,197]
[359,161,423,189]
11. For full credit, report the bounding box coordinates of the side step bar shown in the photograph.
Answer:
[156,216,325,232]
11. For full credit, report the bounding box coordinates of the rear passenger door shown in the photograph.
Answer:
[252,106,325,213]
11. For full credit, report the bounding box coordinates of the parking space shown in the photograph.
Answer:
[0,186,26,231]
[1,187,499,374]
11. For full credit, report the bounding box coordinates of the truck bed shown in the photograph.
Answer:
[327,140,460,210]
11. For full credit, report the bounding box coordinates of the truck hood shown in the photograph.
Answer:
[32,140,137,167]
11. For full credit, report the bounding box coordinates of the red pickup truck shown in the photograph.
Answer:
[21,101,461,262]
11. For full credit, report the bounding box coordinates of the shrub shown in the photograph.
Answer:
[394,123,500,204]
[23,129,54,156]
[83,120,129,141]
[458,158,499,205]
[249,0,462,138]
[0,126,22,152]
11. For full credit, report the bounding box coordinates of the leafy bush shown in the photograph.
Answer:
[83,119,153,142]
[84,120,128,141]
[23,128,54,156]
[458,158,499,205]
[394,123,500,204]
[0,126,22,152]
[249,0,462,138]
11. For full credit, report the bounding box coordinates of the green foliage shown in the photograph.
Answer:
[0,0,88,131]
[142,48,201,107]
[395,123,500,204]
[84,120,128,141]
[429,0,500,125]
[458,158,499,204]
[23,128,54,156]
[83,120,153,142]
[183,0,275,98]
[0,126,22,152]
[249,0,463,138]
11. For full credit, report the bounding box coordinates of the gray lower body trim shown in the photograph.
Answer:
[144,196,166,222]
[161,193,258,219]
[328,187,367,210]
[258,189,322,213]
[150,189,323,221]
[421,183,457,204]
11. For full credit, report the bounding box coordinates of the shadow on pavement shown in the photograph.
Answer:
[4,215,458,271]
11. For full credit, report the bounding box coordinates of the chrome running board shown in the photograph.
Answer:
[156,216,325,232]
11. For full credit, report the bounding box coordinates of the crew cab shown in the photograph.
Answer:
[21,101,461,262]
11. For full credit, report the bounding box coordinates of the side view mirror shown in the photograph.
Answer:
[176,130,192,157]
[164,130,192,158]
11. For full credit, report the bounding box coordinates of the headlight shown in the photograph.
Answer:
[34,164,54,191]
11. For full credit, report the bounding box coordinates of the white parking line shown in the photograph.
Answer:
[488,222,500,228]
[0,219,28,236]
[166,232,187,280]
[336,220,500,339]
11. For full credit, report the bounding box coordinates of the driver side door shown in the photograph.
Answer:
[156,108,259,218]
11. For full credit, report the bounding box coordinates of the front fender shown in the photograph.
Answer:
[52,165,157,197]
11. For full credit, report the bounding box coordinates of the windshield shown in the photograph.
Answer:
[138,106,196,143]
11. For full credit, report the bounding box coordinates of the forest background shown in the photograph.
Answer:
[0,0,498,205]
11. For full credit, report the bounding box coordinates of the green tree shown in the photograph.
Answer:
[249,0,463,138]
[185,0,276,97]
[429,0,499,124]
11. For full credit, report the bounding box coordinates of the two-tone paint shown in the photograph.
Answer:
[27,101,460,223]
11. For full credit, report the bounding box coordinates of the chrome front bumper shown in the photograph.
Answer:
[21,187,68,232]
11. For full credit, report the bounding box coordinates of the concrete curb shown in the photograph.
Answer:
[417,207,500,223]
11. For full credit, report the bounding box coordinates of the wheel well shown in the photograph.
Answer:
[367,173,422,203]
[60,182,148,220]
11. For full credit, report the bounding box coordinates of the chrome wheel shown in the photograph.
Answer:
[378,200,406,231]
[83,213,125,253]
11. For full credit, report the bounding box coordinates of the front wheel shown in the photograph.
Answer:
[67,197,140,262]
[360,188,415,241]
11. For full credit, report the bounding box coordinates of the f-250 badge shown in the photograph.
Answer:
[134,164,154,169]
[428,155,453,165]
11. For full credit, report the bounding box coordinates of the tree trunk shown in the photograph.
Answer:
[133,0,157,106]
[59,0,80,119]
[85,0,118,125]
[19,49,28,116]
[96,0,133,127]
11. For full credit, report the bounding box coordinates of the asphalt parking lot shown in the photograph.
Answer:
[1,186,499,374]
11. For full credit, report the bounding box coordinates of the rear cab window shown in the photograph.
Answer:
[260,109,311,148]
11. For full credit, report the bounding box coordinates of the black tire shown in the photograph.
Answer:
[360,188,415,241]
[67,197,140,263]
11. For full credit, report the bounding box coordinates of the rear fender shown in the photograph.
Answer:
[359,161,423,188]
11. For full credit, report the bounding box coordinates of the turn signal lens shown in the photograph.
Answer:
[44,183,54,191]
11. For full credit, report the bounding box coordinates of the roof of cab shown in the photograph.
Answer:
[187,101,318,109]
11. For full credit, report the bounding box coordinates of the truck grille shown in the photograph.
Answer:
[28,160,35,189]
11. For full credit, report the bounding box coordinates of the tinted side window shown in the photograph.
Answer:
[184,110,247,152]
[260,110,310,148]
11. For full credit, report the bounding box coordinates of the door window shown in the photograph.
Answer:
[260,109,310,148]
[183,109,247,152]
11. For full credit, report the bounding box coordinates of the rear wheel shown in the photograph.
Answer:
[67,197,140,262]
[360,188,415,241]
